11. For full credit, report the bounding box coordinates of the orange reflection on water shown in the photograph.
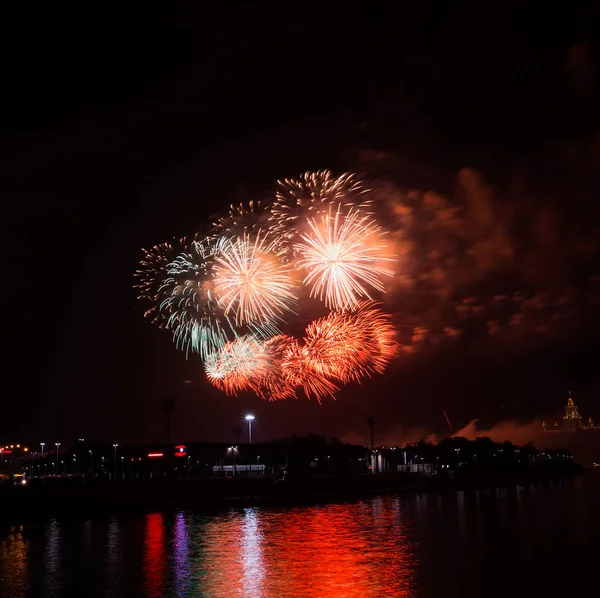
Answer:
[143,512,165,597]
[264,498,416,597]
[186,498,417,597]
[0,525,29,596]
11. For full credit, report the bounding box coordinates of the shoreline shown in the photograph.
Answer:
[0,465,584,524]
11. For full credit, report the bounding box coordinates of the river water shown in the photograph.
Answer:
[1,470,598,597]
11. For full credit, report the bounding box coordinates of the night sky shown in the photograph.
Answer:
[3,3,599,446]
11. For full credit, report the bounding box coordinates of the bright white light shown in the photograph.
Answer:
[245,414,255,421]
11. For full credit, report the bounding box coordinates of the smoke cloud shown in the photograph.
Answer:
[355,155,600,360]
[342,418,542,448]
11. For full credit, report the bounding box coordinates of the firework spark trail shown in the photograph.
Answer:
[204,336,268,396]
[280,339,340,403]
[160,238,238,358]
[134,237,200,327]
[250,334,298,401]
[303,311,378,383]
[295,207,395,310]
[135,170,399,403]
[212,231,298,327]
[302,302,398,384]
[270,170,373,251]
[350,301,399,373]
[209,199,273,240]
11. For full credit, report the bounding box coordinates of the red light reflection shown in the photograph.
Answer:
[143,513,165,597]
[190,498,417,597]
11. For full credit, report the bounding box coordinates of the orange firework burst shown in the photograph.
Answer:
[270,170,372,244]
[212,232,298,328]
[280,339,339,403]
[250,334,298,401]
[295,206,395,310]
[351,301,399,373]
[204,336,268,396]
[303,311,379,384]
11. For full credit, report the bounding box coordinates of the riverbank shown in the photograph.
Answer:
[0,464,583,524]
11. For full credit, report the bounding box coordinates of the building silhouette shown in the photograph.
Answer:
[563,392,583,432]
[542,391,597,433]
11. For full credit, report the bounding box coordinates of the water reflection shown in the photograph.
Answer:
[42,519,61,597]
[106,517,122,596]
[1,472,598,597]
[0,525,29,596]
[240,508,265,597]
[143,512,165,597]
[173,511,192,597]
[143,498,416,597]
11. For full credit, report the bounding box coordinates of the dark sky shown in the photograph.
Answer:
[3,2,599,446]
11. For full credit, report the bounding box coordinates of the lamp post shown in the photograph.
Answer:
[228,446,237,477]
[40,442,45,459]
[121,456,124,480]
[245,414,255,444]
[113,444,118,482]
[55,443,61,475]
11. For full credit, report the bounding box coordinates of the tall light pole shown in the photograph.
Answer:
[40,442,45,459]
[55,442,61,476]
[367,416,375,473]
[113,444,118,482]
[245,414,255,444]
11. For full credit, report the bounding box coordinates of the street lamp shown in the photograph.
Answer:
[55,442,61,475]
[40,442,45,459]
[245,414,255,444]
[113,444,118,482]
[228,446,237,477]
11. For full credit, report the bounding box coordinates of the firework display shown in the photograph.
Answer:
[295,206,394,310]
[134,236,200,327]
[212,232,298,327]
[271,170,372,246]
[135,170,399,402]
[209,199,270,239]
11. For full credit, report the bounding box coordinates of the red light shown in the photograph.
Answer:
[174,445,187,457]
[148,452,164,458]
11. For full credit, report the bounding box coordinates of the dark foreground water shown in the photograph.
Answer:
[1,471,598,597]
